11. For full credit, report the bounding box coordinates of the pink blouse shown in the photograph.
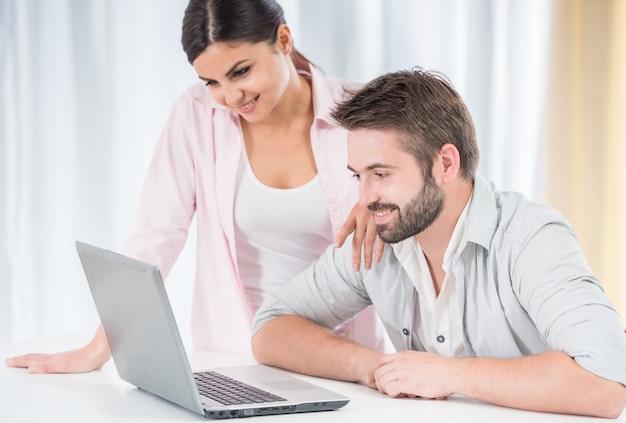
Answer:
[123,65,385,355]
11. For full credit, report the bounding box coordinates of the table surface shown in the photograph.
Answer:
[1,334,623,422]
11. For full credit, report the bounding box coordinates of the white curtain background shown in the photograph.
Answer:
[1,0,552,347]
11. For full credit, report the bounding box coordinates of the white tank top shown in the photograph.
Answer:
[234,147,334,313]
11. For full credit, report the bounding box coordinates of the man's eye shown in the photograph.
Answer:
[375,172,386,179]
[351,174,361,181]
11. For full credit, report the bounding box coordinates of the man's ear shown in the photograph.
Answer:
[439,143,461,183]
[276,24,293,55]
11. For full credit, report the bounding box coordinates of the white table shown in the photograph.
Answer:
[1,334,622,422]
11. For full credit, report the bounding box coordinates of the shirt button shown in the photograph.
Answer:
[436,335,445,343]
[402,328,409,336]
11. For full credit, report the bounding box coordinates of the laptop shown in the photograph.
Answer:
[75,241,350,419]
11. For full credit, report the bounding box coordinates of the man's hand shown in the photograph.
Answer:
[374,351,453,399]
[370,350,626,418]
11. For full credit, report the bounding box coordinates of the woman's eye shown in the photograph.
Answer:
[204,79,218,87]
[233,67,250,78]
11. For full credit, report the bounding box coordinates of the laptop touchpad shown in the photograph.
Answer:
[262,380,314,391]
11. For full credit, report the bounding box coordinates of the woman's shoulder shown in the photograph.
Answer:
[312,69,363,101]
[166,82,235,128]
[159,82,238,143]
[172,82,220,109]
[307,67,364,120]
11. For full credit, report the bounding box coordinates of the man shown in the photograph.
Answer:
[251,69,626,418]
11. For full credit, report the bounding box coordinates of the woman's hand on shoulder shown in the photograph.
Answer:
[335,202,384,271]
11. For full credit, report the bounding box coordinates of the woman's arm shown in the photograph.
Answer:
[5,325,111,374]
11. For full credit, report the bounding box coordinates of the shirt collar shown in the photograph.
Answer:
[390,172,497,259]
[460,172,498,252]
[443,189,472,266]
[306,65,341,127]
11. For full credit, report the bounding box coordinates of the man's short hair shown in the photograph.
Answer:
[331,68,479,181]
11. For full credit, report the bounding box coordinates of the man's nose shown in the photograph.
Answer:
[358,178,378,208]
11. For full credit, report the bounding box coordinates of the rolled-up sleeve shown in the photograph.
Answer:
[252,238,373,336]
[513,221,626,386]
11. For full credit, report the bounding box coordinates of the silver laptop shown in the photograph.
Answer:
[75,241,349,419]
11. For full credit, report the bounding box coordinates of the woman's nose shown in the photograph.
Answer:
[223,85,244,107]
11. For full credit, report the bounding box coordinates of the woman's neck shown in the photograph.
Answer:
[251,67,313,131]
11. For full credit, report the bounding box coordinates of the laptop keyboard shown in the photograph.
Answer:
[194,371,287,406]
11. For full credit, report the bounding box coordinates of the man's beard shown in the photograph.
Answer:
[368,172,445,244]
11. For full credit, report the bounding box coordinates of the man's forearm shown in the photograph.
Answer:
[451,351,626,418]
[251,315,381,385]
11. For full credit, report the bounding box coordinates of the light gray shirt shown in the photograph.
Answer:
[252,173,626,385]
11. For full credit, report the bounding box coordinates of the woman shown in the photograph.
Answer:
[6,0,385,373]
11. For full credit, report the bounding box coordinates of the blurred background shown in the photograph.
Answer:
[1,0,625,348]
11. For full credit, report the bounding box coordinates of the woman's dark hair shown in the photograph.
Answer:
[181,0,311,69]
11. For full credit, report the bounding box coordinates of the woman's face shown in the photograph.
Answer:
[192,26,293,123]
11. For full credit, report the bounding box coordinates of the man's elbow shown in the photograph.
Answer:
[584,380,626,419]
[601,384,626,419]
[251,316,290,365]
[251,324,273,365]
